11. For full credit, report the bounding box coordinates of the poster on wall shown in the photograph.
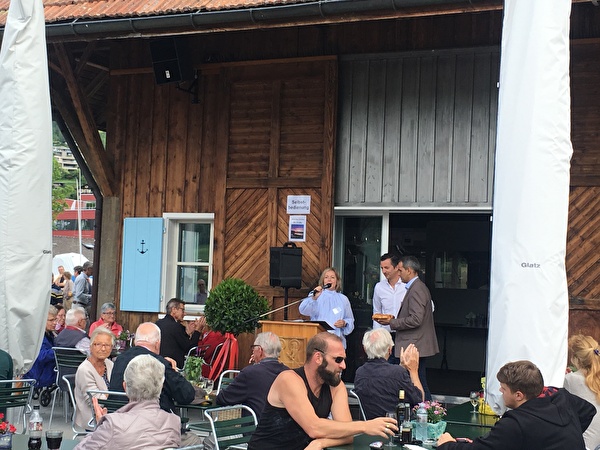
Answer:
[287,195,311,214]
[288,216,307,242]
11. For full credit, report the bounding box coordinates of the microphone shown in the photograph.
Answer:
[309,283,332,296]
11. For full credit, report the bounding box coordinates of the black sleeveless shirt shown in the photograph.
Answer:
[247,366,333,450]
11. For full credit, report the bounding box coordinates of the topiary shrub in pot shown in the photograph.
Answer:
[203,278,269,379]
[204,278,269,336]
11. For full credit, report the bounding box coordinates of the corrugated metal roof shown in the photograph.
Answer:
[0,0,309,26]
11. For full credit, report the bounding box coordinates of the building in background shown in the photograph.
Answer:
[52,193,95,259]
[53,146,78,171]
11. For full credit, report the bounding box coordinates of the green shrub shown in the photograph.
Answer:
[204,278,269,335]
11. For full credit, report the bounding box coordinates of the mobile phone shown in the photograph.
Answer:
[455,438,471,443]
[369,441,384,449]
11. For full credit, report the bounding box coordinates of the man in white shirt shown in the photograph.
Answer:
[372,253,406,364]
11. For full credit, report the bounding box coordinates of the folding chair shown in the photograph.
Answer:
[49,347,87,427]
[216,370,240,395]
[61,374,91,439]
[349,388,367,421]
[0,379,36,433]
[203,404,257,450]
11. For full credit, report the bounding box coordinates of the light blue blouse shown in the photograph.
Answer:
[299,289,355,348]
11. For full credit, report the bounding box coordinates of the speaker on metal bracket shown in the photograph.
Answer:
[149,38,193,85]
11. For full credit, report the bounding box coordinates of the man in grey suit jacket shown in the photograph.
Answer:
[375,255,438,400]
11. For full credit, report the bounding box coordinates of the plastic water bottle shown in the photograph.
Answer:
[415,402,428,442]
[28,405,43,449]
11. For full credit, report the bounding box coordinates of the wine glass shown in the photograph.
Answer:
[469,391,479,414]
[204,379,214,400]
[385,412,397,447]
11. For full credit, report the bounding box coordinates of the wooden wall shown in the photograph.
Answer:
[107,57,337,344]
[337,49,498,207]
[78,3,600,350]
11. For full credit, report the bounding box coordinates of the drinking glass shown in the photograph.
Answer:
[469,391,479,414]
[385,412,397,447]
[45,430,63,450]
[204,379,214,400]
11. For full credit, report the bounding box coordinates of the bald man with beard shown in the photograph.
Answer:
[248,332,398,450]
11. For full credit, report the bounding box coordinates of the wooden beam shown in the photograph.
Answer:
[53,43,117,197]
[84,70,109,99]
[74,41,97,77]
[226,177,322,188]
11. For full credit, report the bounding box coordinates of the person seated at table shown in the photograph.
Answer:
[54,307,91,355]
[299,267,355,349]
[156,298,201,369]
[24,306,58,389]
[354,328,423,419]
[75,327,115,429]
[437,360,596,450]
[248,332,398,450]
[89,303,124,337]
[109,322,202,447]
[196,316,226,377]
[564,334,600,450]
[110,322,195,413]
[75,354,181,450]
[54,304,66,335]
[216,331,289,417]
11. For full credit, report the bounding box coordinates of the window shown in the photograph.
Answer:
[333,212,388,305]
[162,213,214,312]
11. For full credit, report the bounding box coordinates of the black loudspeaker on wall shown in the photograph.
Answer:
[270,244,302,289]
[149,38,194,85]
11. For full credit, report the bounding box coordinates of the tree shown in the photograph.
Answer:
[52,158,76,221]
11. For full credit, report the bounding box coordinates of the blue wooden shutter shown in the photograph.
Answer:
[120,218,163,312]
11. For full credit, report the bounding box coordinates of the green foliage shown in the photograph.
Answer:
[184,356,205,384]
[52,159,75,221]
[204,278,269,336]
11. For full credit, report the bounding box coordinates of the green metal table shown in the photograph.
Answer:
[12,434,79,450]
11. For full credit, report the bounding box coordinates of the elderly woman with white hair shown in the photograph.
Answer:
[74,354,181,449]
[75,327,115,429]
[354,328,424,420]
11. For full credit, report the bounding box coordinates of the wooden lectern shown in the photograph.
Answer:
[260,320,328,368]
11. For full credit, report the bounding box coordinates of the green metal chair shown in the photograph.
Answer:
[203,404,257,450]
[216,370,240,395]
[49,347,87,427]
[0,378,36,433]
[86,389,129,414]
[61,374,91,439]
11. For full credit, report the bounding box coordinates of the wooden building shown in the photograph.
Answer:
[1,0,599,380]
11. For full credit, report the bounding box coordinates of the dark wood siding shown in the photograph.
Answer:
[74,5,599,344]
[111,58,336,335]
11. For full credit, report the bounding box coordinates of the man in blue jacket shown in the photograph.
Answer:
[216,331,288,417]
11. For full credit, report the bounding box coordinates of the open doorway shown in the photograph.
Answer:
[336,212,491,395]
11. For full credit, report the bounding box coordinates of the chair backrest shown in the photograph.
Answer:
[61,374,90,438]
[205,342,224,368]
[349,388,366,421]
[187,344,211,360]
[216,369,240,395]
[204,404,257,450]
[86,389,129,414]
[53,347,87,389]
[0,379,36,433]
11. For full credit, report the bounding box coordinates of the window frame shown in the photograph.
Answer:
[161,212,215,314]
